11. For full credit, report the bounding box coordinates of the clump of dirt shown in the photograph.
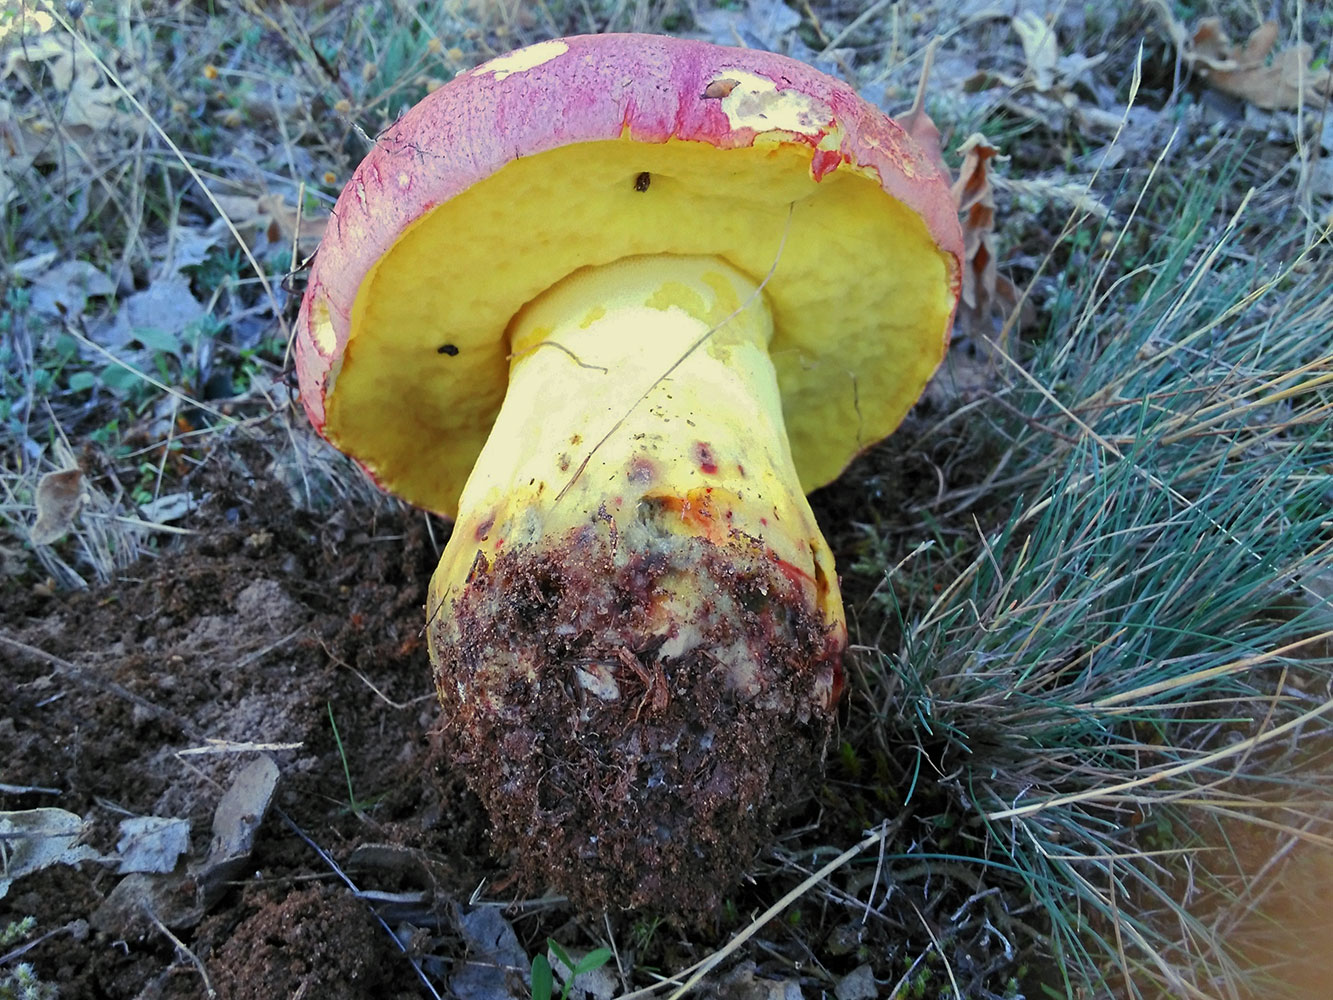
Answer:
[435,518,840,914]
[210,883,393,999]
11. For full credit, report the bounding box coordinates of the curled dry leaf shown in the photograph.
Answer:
[922,133,1032,412]
[30,467,85,546]
[950,133,1023,337]
[1150,2,1333,112]
[1191,19,1333,110]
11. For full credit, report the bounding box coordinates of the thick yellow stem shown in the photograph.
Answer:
[432,254,840,627]
[427,254,846,912]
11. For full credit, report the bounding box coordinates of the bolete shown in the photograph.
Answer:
[295,33,962,914]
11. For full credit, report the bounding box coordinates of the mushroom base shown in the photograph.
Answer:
[431,515,841,914]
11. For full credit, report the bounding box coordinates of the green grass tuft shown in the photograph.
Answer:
[856,165,1333,997]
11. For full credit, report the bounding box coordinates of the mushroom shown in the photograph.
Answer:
[295,33,962,914]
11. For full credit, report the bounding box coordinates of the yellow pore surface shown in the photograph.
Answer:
[328,136,955,517]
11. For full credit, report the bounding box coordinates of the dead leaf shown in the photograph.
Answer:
[1312,158,1333,198]
[3,28,143,195]
[18,257,116,316]
[703,962,804,999]
[1012,12,1058,93]
[91,871,191,937]
[950,133,1023,335]
[1197,20,1332,110]
[0,6,54,44]
[3,32,129,130]
[0,808,104,899]
[1,96,111,208]
[136,492,201,524]
[116,816,191,875]
[30,468,85,546]
[0,541,27,579]
[162,228,222,274]
[896,42,950,180]
[548,946,617,1000]
[0,98,35,206]
[202,754,279,889]
[697,0,801,53]
[1154,5,1333,111]
[105,274,205,350]
[1,32,68,81]
[93,755,280,936]
[834,964,877,1000]
[208,192,328,255]
[450,905,530,1000]
[257,193,329,251]
[922,134,1032,412]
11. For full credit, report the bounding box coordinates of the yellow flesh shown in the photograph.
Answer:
[427,254,843,670]
[327,137,953,516]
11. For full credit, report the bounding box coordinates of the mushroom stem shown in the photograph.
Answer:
[426,254,846,911]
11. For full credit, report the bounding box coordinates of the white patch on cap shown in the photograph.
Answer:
[474,39,568,81]
[714,69,832,136]
[310,296,337,356]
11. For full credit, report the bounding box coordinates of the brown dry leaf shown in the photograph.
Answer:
[3,27,140,188]
[30,468,85,546]
[1188,18,1332,110]
[922,134,1030,411]
[1,88,113,204]
[895,42,949,181]
[3,33,129,130]
[0,31,67,80]
[1,68,44,199]
[950,133,1023,337]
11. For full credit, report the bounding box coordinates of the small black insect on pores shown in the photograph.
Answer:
[437,343,460,356]
[634,172,651,193]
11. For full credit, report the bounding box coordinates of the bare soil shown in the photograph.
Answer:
[1,442,489,998]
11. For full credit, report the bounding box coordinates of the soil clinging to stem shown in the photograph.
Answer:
[432,513,843,914]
